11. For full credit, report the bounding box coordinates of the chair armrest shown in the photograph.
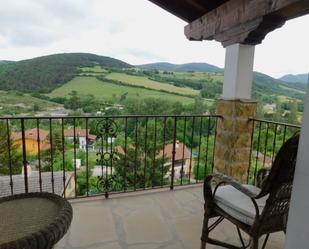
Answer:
[211,173,258,198]
[207,173,262,218]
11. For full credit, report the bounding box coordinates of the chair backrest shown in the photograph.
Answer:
[257,134,299,232]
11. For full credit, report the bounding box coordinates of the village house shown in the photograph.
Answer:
[12,128,50,155]
[63,128,96,150]
[116,141,191,180]
[158,141,191,179]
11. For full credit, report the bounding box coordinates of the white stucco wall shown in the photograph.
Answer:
[285,76,309,248]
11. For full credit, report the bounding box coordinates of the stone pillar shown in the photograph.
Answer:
[214,99,257,183]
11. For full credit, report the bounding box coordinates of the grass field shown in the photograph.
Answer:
[160,72,224,82]
[80,66,107,73]
[48,76,195,104]
[0,91,60,115]
[279,84,306,94]
[105,72,199,96]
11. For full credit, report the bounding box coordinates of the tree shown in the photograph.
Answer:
[273,98,283,122]
[112,124,170,189]
[113,146,169,189]
[256,98,264,119]
[33,103,40,112]
[190,96,206,114]
[0,122,22,175]
[193,136,215,180]
[65,90,81,110]
[288,100,298,124]
[120,92,128,102]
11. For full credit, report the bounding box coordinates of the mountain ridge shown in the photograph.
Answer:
[138,62,223,73]
[0,53,306,102]
[279,73,308,84]
[0,60,14,65]
[139,61,306,90]
[0,53,132,92]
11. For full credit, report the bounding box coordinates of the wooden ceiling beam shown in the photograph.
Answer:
[184,0,309,47]
[148,0,227,22]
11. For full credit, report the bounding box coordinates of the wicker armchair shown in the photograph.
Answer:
[200,134,299,249]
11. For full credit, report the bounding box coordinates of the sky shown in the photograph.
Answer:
[0,0,308,78]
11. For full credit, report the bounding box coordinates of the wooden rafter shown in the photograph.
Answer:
[184,0,309,47]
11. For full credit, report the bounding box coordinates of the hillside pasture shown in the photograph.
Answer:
[160,71,224,82]
[0,91,60,115]
[80,66,107,73]
[48,76,195,104]
[105,72,199,96]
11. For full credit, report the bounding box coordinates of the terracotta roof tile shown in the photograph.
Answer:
[116,142,190,161]
[12,128,49,141]
[64,128,96,140]
[158,142,190,161]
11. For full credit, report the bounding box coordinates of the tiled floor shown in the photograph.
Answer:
[56,186,284,249]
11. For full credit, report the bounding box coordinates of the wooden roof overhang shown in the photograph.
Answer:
[149,0,309,47]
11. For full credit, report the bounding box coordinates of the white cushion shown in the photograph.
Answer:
[214,185,268,225]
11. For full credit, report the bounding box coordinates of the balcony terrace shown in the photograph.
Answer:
[56,186,284,249]
[0,115,300,248]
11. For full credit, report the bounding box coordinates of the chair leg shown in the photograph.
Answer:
[200,206,209,249]
[201,241,206,249]
[250,237,259,249]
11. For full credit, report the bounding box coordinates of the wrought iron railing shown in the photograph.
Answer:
[248,118,301,184]
[0,115,220,199]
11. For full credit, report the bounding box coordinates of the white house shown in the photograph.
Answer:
[64,128,96,150]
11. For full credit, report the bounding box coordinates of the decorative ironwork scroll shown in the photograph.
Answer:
[96,118,118,139]
[95,118,120,198]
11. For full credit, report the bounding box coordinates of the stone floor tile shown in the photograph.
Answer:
[123,207,173,244]
[56,187,285,249]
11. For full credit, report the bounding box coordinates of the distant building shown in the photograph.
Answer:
[0,170,75,198]
[158,141,191,179]
[263,103,276,114]
[12,128,50,155]
[116,141,191,180]
[64,128,96,150]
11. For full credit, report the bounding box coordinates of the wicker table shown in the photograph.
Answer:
[0,192,73,249]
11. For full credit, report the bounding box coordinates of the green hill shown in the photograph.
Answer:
[138,62,306,101]
[0,53,132,92]
[0,53,306,105]
[252,72,306,100]
[0,60,14,65]
[280,73,308,84]
[138,62,223,73]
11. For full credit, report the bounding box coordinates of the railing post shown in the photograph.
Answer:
[170,117,177,190]
[6,119,14,195]
[61,118,66,198]
[247,119,256,184]
[86,118,89,197]
[73,118,77,198]
[49,118,55,193]
[21,119,28,193]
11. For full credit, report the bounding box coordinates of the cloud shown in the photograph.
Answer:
[0,0,97,47]
[0,0,308,77]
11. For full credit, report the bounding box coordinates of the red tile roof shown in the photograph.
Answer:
[158,142,190,161]
[116,142,190,161]
[12,128,49,141]
[64,128,96,140]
